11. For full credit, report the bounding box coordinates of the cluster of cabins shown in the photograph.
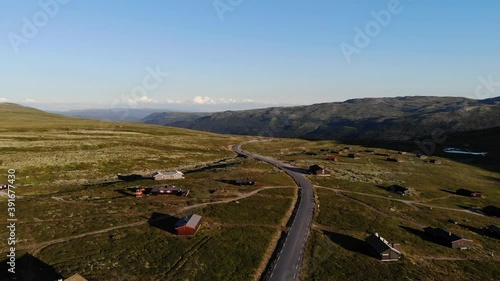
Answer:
[308,146,448,169]
[367,226,475,261]
[368,221,500,261]
[121,168,252,237]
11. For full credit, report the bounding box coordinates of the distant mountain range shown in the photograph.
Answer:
[53,102,280,122]
[52,108,165,122]
[142,96,500,141]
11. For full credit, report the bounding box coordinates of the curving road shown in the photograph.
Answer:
[233,143,315,281]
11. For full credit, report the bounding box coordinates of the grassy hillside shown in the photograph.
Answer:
[144,96,500,141]
[142,111,210,126]
[0,103,247,194]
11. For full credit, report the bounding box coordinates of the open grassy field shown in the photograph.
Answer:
[0,104,297,280]
[245,138,500,208]
[0,104,250,195]
[245,138,500,280]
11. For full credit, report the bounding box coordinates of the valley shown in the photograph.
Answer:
[1,103,499,280]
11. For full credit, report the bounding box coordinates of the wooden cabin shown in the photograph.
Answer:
[365,233,402,261]
[424,227,472,249]
[175,214,202,236]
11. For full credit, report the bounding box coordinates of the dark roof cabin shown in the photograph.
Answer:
[325,156,339,162]
[424,227,472,249]
[175,214,202,236]
[365,233,402,261]
[309,165,331,176]
[484,225,500,238]
[151,186,182,195]
[456,189,482,197]
[235,178,256,185]
[348,153,360,159]
[389,185,412,196]
[483,205,500,217]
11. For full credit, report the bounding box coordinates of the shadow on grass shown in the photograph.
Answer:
[439,189,457,195]
[82,180,122,187]
[400,226,445,247]
[458,224,485,237]
[283,166,310,174]
[148,212,179,234]
[114,189,135,197]
[117,174,152,182]
[458,223,499,239]
[322,230,372,257]
[0,254,63,281]
[217,179,239,186]
[375,184,390,192]
[456,205,482,213]
[184,161,240,174]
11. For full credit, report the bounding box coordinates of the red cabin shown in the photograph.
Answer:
[175,214,202,236]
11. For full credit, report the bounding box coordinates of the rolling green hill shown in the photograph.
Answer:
[0,103,249,190]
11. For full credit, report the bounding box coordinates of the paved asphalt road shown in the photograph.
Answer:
[233,143,315,281]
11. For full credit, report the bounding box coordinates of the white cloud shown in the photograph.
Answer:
[25,98,37,103]
[218,98,237,104]
[127,95,158,105]
[192,96,216,104]
[0,97,8,102]
[164,98,181,104]
[190,97,257,105]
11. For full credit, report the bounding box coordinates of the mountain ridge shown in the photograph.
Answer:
[142,96,500,141]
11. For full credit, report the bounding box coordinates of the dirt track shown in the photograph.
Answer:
[28,186,293,256]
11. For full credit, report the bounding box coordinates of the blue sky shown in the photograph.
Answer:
[1,0,499,110]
